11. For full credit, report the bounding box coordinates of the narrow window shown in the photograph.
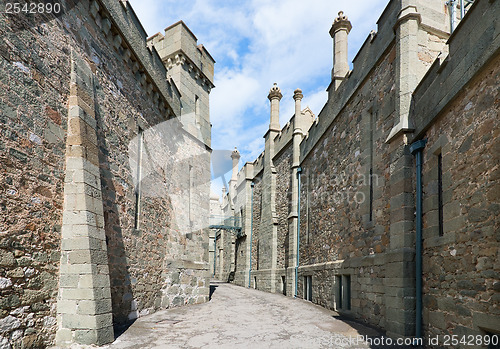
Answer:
[194,95,200,124]
[336,275,351,310]
[256,240,260,270]
[304,276,312,301]
[342,275,351,310]
[438,153,444,236]
[188,164,193,229]
[134,128,143,230]
[369,110,374,222]
[281,276,286,295]
[254,276,257,289]
[369,168,374,221]
[335,275,342,310]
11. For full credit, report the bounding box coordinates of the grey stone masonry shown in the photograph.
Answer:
[218,0,499,346]
[55,51,114,347]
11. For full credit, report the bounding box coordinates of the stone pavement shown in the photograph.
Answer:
[94,281,384,349]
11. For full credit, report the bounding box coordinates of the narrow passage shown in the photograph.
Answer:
[103,281,384,349]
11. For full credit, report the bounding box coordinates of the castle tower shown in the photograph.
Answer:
[330,11,352,90]
[148,21,215,147]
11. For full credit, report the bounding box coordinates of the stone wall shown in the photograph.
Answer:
[419,51,500,341]
[298,43,395,329]
[0,0,211,347]
[1,4,74,346]
[234,234,247,285]
[222,0,499,345]
[274,145,292,271]
[250,174,263,289]
[410,0,500,339]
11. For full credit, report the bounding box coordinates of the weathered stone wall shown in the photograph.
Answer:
[419,51,500,342]
[221,230,233,282]
[297,43,395,329]
[250,174,263,288]
[234,234,247,285]
[409,0,500,342]
[0,0,210,346]
[274,144,292,271]
[211,0,498,345]
[0,4,74,346]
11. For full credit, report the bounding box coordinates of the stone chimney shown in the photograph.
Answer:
[293,88,304,133]
[330,11,352,90]
[229,147,240,199]
[230,147,240,182]
[267,83,282,131]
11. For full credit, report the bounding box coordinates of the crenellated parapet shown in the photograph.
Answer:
[88,0,182,119]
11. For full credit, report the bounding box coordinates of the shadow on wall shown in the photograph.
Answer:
[331,315,400,349]
[95,102,135,336]
[209,284,218,300]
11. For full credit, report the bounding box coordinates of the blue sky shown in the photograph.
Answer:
[128,0,389,196]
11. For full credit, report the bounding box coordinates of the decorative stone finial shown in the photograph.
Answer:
[268,83,283,101]
[293,88,303,101]
[231,147,241,159]
[330,10,352,37]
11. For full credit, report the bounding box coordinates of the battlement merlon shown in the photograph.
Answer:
[148,21,215,87]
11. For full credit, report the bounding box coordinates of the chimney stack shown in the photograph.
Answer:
[230,147,241,183]
[293,88,304,133]
[330,11,352,90]
[267,83,282,132]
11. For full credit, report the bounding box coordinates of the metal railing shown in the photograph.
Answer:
[209,215,242,229]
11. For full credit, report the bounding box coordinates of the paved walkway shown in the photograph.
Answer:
[100,281,382,349]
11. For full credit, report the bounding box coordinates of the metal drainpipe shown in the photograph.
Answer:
[295,167,302,298]
[213,234,217,277]
[248,182,255,288]
[410,139,426,341]
[447,0,458,32]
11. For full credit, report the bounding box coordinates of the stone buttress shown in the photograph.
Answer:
[55,51,114,346]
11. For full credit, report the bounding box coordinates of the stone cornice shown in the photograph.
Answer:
[162,51,215,90]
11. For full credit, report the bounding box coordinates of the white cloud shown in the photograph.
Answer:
[128,0,389,167]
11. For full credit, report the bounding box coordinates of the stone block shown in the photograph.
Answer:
[62,210,98,227]
[59,263,96,275]
[443,215,465,234]
[78,274,110,289]
[77,299,112,315]
[60,288,95,301]
[61,237,105,251]
[55,328,73,345]
[428,310,446,330]
[57,299,78,314]
[0,250,15,267]
[59,275,80,288]
[62,224,106,240]
[74,326,114,346]
[61,313,112,330]
[443,200,461,221]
